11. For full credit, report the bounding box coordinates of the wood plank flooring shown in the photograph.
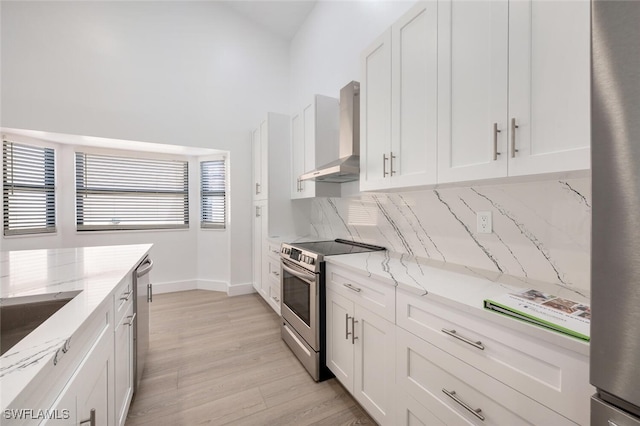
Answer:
[126,290,375,426]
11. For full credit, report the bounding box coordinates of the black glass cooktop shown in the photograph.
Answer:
[290,239,385,256]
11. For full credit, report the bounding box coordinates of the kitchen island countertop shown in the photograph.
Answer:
[0,244,152,411]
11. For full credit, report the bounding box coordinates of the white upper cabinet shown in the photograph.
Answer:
[291,112,304,198]
[361,2,438,191]
[437,0,590,184]
[437,0,509,183]
[507,0,591,176]
[291,95,340,199]
[361,28,392,191]
[391,2,438,189]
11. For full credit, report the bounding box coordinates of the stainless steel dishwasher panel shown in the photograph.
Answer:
[133,256,153,395]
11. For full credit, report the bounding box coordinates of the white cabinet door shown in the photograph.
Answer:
[360,29,392,191]
[390,1,438,189]
[114,302,134,426]
[45,323,113,426]
[252,202,264,293]
[252,127,262,201]
[326,290,355,392]
[507,0,590,176]
[259,120,269,200]
[437,0,509,183]
[353,305,396,426]
[300,102,315,197]
[290,112,304,199]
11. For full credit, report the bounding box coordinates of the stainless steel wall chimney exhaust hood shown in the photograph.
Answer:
[300,81,360,183]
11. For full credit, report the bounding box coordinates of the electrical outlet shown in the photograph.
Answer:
[477,211,492,234]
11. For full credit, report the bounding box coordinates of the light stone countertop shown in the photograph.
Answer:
[325,250,590,356]
[0,244,153,411]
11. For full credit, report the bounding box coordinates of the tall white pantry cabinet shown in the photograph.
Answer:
[251,113,292,314]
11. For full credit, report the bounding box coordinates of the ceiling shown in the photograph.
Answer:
[223,1,317,40]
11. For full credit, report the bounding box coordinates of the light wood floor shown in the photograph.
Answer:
[126,290,375,426]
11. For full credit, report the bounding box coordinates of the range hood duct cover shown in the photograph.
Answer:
[300,81,360,183]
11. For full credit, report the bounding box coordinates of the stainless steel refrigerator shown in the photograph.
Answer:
[591,1,640,424]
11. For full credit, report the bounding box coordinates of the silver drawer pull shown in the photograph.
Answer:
[125,313,136,327]
[441,329,485,350]
[272,296,280,303]
[80,408,96,426]
[273,271,280,277]
[442,389,485,421]
[343,283,362,293]
[120,290,133,301]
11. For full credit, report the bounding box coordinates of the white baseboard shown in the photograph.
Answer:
[227,282,256,297]
[152,280,198,294]
[152,279,256,297]
[197,280,227,292]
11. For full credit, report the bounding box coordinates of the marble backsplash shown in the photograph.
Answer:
[310,177,591,296]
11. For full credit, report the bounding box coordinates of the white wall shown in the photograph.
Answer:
[1,1,291,289]
[289,1,415,110]
[0,133,229,292]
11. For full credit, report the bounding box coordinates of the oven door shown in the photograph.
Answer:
[280,258,319,350]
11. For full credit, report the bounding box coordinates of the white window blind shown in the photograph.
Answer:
[2,140,56,236]
[75,152,189,231]
[200,159,226,229]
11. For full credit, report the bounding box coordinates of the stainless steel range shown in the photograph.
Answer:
[279,239,385,381]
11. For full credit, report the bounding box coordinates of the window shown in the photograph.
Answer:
[200,159,226,229]
[75,152,189,231]
[2,140,56,236]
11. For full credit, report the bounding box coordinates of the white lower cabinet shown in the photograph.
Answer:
[396,290,592,425]
[326,289,395,425]
[114,301,134,426]
[45,320,114,425]
[396,327,576,426]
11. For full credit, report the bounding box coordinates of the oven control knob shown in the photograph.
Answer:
[302,255,309,264]
[308,258,315,265]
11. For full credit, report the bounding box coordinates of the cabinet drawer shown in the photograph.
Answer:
[269,281,281,315]
[397,290,590,424]
[326,264,395,322]
[267,257,281,283]
[267,241,281,260]
[114,275,133,323]
[396,328,576,426]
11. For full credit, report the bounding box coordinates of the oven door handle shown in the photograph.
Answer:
[281,262,317,285]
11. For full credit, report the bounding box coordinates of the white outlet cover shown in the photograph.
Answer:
[477,211,492,234]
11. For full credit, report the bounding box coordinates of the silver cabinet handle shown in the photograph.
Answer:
[79,408,96,426]
[125,313,136,327]
[441,329,485,350]
[255,206,261,217]
[120,290,133,301]
[272,295,280,303]
[443,389,485,421]
[343,283,362,293]
[148,283,153,303]
[256,182,261,194]
[345,313,351,340]
[390,152,396,176]
[383,153,389,177]
[510,118,519,158]
[272,271,280,277]
[493,123,502,161]
[136,258,154,277]
[351,317,358,344]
